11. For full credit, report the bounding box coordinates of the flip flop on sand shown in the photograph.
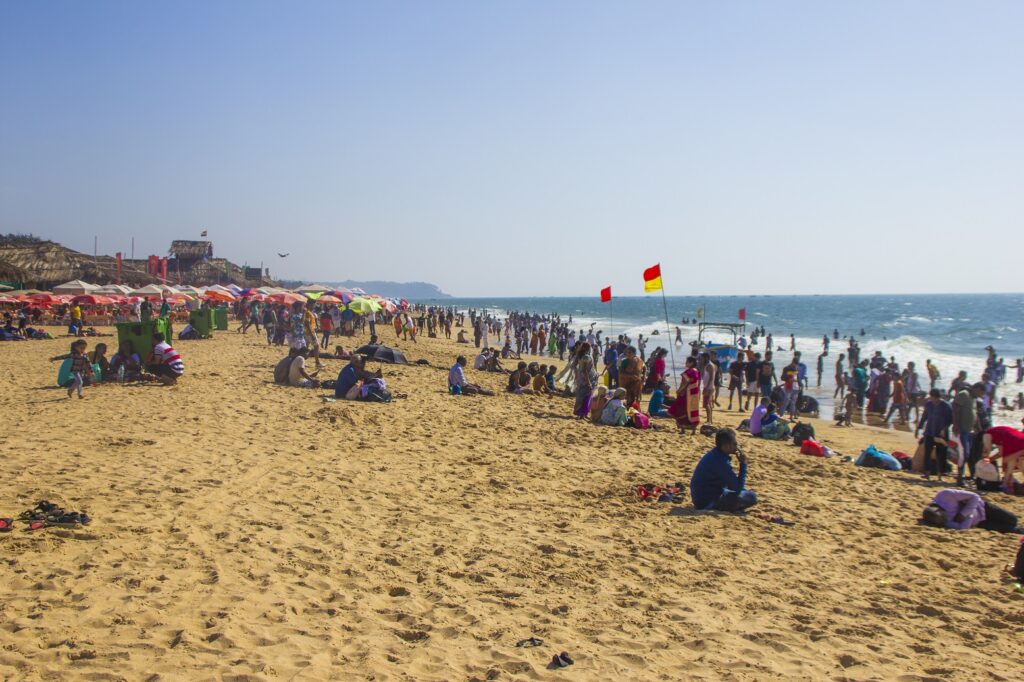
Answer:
[550,651,574,668]
[0,518,13,532]
[515,637,544,648]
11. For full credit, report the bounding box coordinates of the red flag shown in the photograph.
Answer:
[738,308,746,321]
[600,286,612,303]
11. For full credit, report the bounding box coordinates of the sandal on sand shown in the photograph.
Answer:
[0,518,13,532]
[515,637,544,648]
[550,652,574,668]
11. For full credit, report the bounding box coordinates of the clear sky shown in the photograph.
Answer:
[1,1,1021,296]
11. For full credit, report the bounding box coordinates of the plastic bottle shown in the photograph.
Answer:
[118,365,125,384]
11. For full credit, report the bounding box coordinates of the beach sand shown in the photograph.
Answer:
[1,328,1022,680]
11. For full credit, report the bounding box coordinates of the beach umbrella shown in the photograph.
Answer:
[0,296,18,303]
[347,297,382,315]
[318,294,342,304]
[267,291,305,305]
[203,289,237,303]
[296,283,330,293]
[349,287,367,295]
[71,294,115,306]
[0,284,12,292]
[327,290,354,304]
[354,344,408,365]
[28,293,62,304]
[53,279,100,295]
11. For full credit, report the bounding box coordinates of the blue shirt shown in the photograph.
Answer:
[918,399,953,437]
[603,347,619,371]
[690,447,747,510]
[335,364,358,398]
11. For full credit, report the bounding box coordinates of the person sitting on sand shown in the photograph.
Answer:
[759,403,791,441]
[920,489,1020,533]
[690,429,758,512]
[589,385,609,424]
[288,347,321,388]
[600,388,630,426]
[473,348,490,370]
[335,354,381,400]
[448,355,494,396]
[456,329,469,343]
[274,348,302,385]
[507,362,535,394]
[979,418,1024,493]
[532,364,550,394]
[147,332,184,386]
[648,380,670,417]
[109,340,144,381]
[88,342,111,379]
[749,397,769,436]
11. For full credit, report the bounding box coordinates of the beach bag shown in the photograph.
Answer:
[792,422,815,447]
[800,439,825,457]
[632,413,650,429]
[855,445,901,471]
[892,451,913,471]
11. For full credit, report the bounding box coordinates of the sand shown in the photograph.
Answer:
[1,327,1022,681]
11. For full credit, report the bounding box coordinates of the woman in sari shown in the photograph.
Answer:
[571,342,595,419]
[645,348,667,391]
[619,346,645,408]
[668,355,701,433]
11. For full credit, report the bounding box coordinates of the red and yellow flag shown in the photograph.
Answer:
[643,264,662,292]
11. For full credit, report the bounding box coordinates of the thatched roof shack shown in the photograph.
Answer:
[170,240,213,260]
[0,258,29,284]
[0,240,151,289]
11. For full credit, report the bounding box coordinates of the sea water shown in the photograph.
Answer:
[419,294,1024,424]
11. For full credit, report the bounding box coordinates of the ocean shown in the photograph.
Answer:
[418,294,1024,423]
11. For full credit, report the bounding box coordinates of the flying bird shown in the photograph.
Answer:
[277,253,289,258]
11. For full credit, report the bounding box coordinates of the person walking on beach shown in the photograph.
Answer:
[727,353,745,411]
[571,343,596,419]
[675,327,682,345]
[702,353,717,424]
[743,351,761,411]
[926,359,941,390]
[816,353,824,387]
[619,346,645,409]
[952,382,984,485]
[65,339,93,399]
[603,342,619,389]
[916,388,953,481]
[758,351,777,400]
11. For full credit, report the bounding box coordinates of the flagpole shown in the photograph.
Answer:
[661,286,677,390]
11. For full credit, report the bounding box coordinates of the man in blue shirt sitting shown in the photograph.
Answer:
[690,428,758,512]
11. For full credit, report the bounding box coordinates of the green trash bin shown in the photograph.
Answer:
[214,306,228,331]
[189,309,215,338]
[115,318,172,361]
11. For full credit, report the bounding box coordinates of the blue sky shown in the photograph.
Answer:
[1,1,1021,296]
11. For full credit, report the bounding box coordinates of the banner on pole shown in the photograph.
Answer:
[643,264,662,292]
[738,308,746,321]
[600,286,612,303]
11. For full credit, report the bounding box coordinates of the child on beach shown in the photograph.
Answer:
[66,339,93,398]
[841,390,858,426]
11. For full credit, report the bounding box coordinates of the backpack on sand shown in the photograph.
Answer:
[792,422,815,447]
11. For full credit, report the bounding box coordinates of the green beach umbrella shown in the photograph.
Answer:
[347,297,382,315]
